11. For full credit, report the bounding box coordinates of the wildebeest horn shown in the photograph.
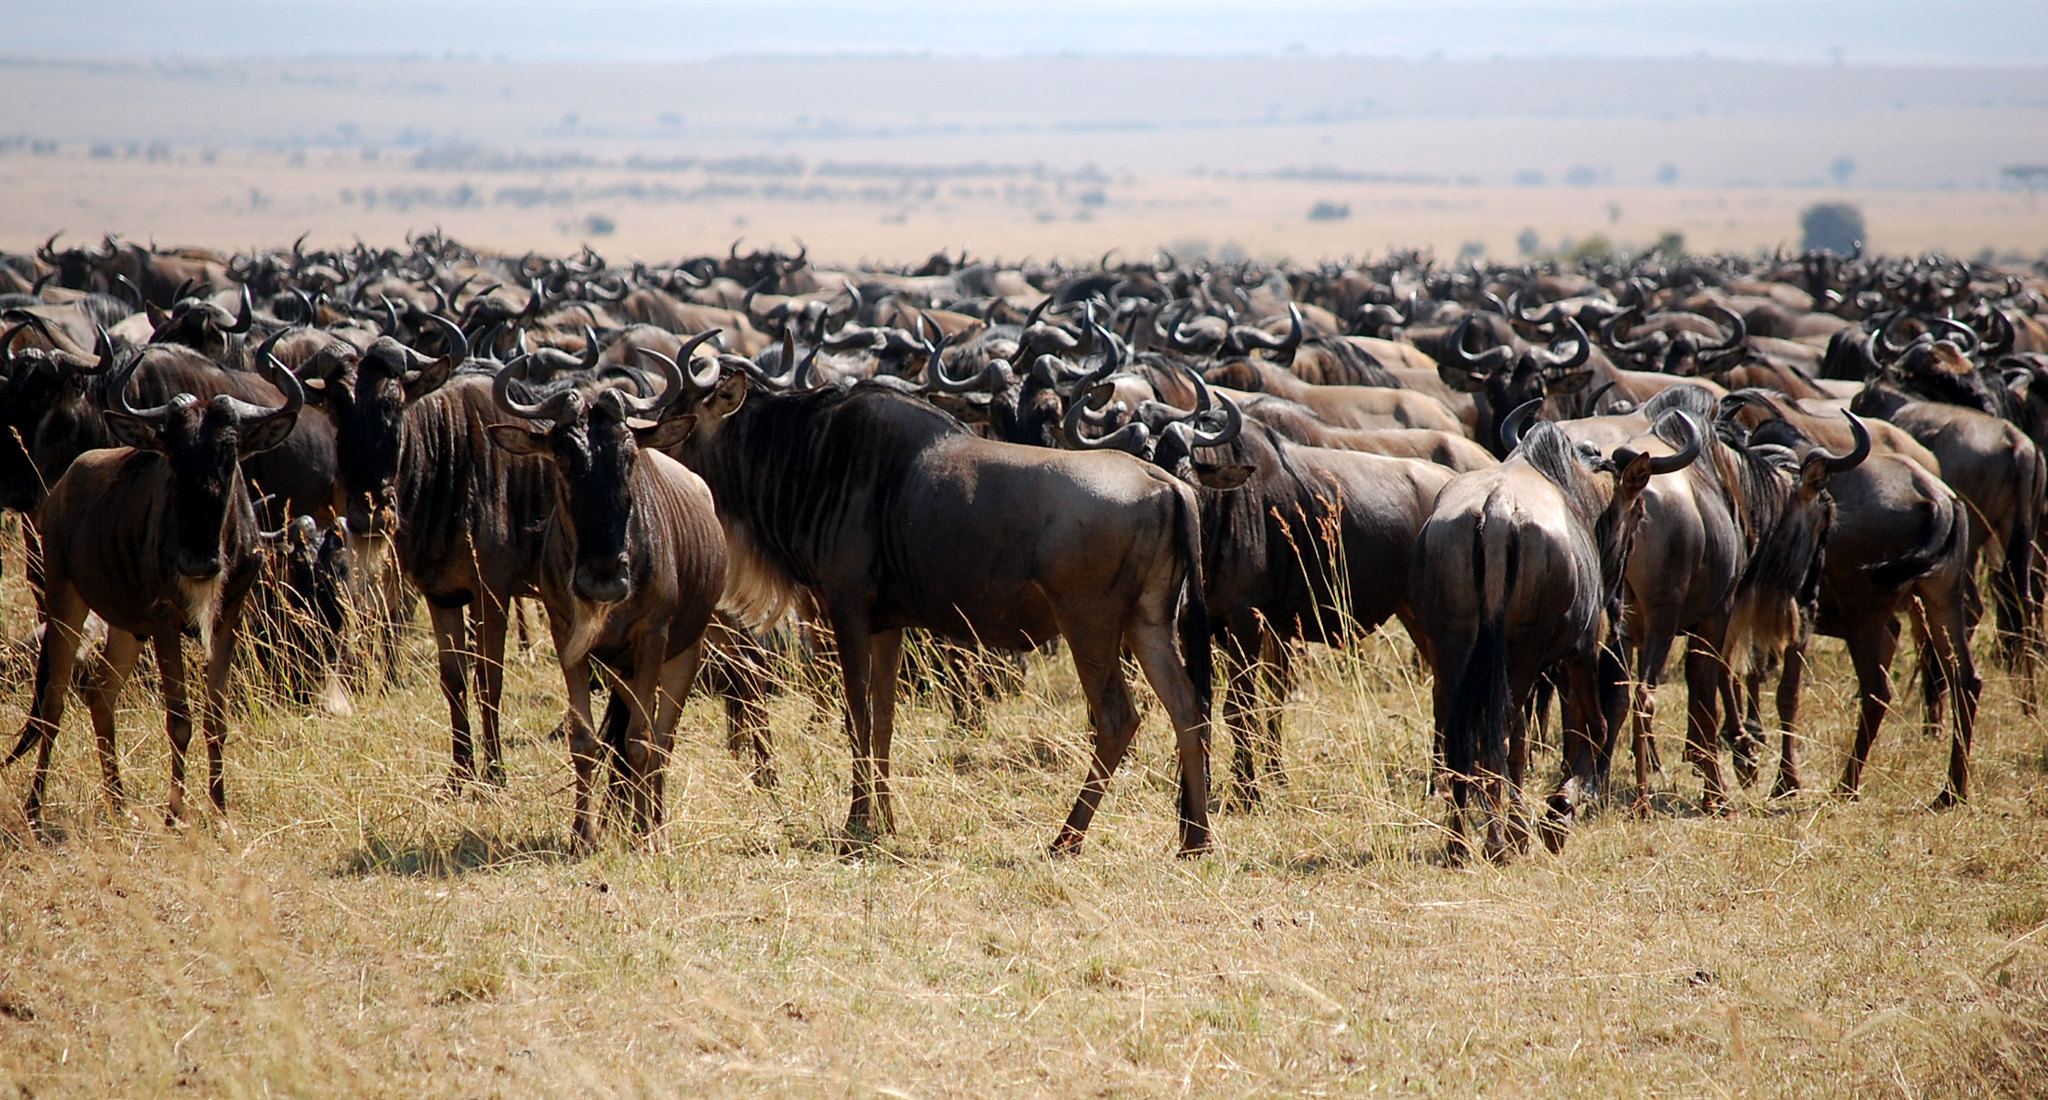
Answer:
[108,348,179,421]
[1584,379,1618,413]
[608,329,717,416]
[36,231,60,263]
[492,356,578,421]
[113,273,147,310]
[1644,411,1702,475]
[1931,316,1978,354]
[1446,313,1514,375]
[421,312,468,364]
[234,352,308,428]
[924,334,990,393]
[1182,365,1243,449]
[1062,385,1149,454]
[0,318,32,371]
[580,325,602,372]
[1499,398,1542,452]
[1699,303,1746,362]
[1819,411,1871,473]
[633,331,724,396]
[1540,318,1592,373]
[224,285,254,333]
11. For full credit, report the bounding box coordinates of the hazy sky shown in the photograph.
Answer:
[4,0,2044,65]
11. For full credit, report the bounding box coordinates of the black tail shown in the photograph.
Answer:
[1867,498,1963,590]
[1992,449,2043,663]
[1443,616,1512,798]
[1171,488,1212,716]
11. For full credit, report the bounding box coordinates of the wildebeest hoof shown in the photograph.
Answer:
[1770,774,1801,800]
[1929,789,1964,811]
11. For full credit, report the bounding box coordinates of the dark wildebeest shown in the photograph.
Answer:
[485,349,728,845]
[393,329,722,787]
[1411,405,1700,859]
[663,351,1217,855]
[3,348,303,829]
[1743,416,1983,806]
[1065,368,1454,805]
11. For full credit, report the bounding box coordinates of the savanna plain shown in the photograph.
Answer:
[1,535,2046,1097]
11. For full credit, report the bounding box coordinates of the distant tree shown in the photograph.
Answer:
[1565,236,1612,264]
[1307,201,1350,222]
[1650,230,1685,259]
[1829,155,1856,188]
[1457,240,1486,262]
[1800,202,1864,254]
[1656,163,1679,186]
[1516,227,1541,257]
[2005,165,2048,210]
[1565,164,1598,187]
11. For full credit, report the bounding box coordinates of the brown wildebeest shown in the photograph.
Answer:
[485,348,728,846]
[3,347,304,830]
[1411,404,1700,860]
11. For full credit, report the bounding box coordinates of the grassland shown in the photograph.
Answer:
[2,535,2046,1096]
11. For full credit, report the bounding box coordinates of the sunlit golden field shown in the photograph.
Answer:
[2,515,2046,1097]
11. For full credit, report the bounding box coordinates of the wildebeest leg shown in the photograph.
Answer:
[427,603,477,786]
[1835,613,1902,799]
[1261,633,1294,794]
[1768,624,1812,797]
[1682,630,1732,815]
[646,640,707,842]
[200,591,252,815]
[1219,634,1258,809]
[1051,627,1146,857]
[473,599,511,786]
[1725,658,1758,789]
[708,619,775,787]
[1130,614,1215,857]
[153,632,196,825]
[10,582,88,832]
[831,614,882,847]
[83,629,146,813]
[1914,586,1982,807]
[868,628,905,835]
[561,654,601,850]
[1627,631,1676,816]
[1540,656,1602,855]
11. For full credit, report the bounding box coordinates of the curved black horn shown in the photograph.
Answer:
[491,356,577,421]
[1061,386,1149,453]
[224,284,254,333]
[1645,411,1702,475]
[1819,411,1872,473]
[1499,398,1542,452]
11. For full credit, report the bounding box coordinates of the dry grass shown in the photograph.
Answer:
[2,528,2046,1099]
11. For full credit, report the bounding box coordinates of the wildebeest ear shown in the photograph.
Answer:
[1615,449,1654,499]
[239,409,301,456]
[1798,452,1831,494]
[1191,462,1254,490]
[403,356,455,406]
[103,410,165,452]
[702,371,749,419]
[486,424,549,456]
[637,415,697,451]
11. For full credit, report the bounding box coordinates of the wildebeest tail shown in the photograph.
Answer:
[1867,497,1963,590]
[1442,519,1515,787]
[1994,444,2044,653]
[1172,488,1212,715]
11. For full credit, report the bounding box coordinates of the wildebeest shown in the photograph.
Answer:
[1411,404,1699,859]
[662,351,1218,855]
[3,347,304,829]
[484,347,727,845]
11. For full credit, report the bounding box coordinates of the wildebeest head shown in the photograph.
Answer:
[487,331,713,605]
[102,345,304,580]
[284,314,462,536]
[146,284,254,358]
[1440,313,1594,456]
[0,320,115,513]
[1064,365,1252,489]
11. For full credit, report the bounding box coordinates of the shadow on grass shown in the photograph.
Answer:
[339,828,579,878]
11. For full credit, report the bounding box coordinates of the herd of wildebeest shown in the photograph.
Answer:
[0,231,2044,861]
